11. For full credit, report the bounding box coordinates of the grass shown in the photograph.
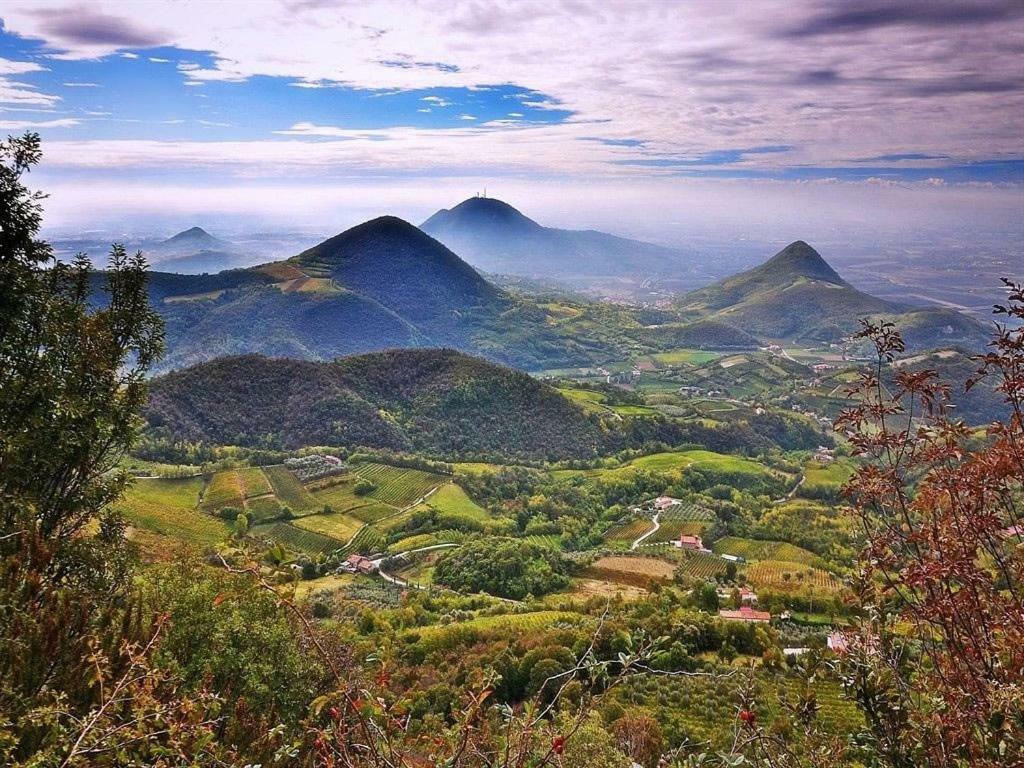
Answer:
[200,470,245,512]
[118,477,227,544]
[354,463,445,508]
[388,530,464,553]
[237,467,273,498]
[424,483,490,521]
[291,511,364,542]
[651,348,723,366]
[265,465,318,510]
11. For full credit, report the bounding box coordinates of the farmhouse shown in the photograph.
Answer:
[718,606,771,623]
[341,554,378,575]
[652,496,681,511]
[720,553,745,563]
[675,534,703,551]
[738,586,757,604]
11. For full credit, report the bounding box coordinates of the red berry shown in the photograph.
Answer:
[552,735,566,755]
[739,709,756,726]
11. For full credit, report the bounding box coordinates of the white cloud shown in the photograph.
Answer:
[0,58,47,75]
[0,117,80,129]
[0,0,1018,173]
[458,114,475,120]
[62,82,100,87]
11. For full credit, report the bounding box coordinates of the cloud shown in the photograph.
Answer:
[0,58,46,75]
[28,5,165,52]
[782,0,1023,37]
[458,114,476,120]
[0,1,1020,191]
[0,117,80,129]
[62,82,100,87]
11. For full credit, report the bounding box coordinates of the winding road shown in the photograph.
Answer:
[630,513,660,550]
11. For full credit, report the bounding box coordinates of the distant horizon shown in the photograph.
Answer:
[0,0,1020,254]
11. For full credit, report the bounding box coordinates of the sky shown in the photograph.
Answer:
[0,0,1021,245]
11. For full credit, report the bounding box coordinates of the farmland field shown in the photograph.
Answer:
[118,477,227,544]
[746,560,844,592]
[585,555,675,587]
[651,348,723,366]
[353,463,445,507]
[603,517,654,543]
[416,483,491,525]
[308,476,378,514]
[262,522,344,554]
[673,550,727,580]
[614,670,861,749]
[712,536,820,565]
[649,518,711,542]
[265,465,318,510]
[291,511,364,542]
[245,494,283,522]
[200,470,245,512]
[237,467,273,498]
[403,610,585,652]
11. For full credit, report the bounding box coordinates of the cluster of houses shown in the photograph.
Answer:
[813,445,835,464]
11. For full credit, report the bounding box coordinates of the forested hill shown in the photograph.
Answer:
[144,349,610,460]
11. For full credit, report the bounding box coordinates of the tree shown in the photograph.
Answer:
[835,304,1024,767]
[612,713,664,768]
[697,580,720,612]
[0,133,164,544]
[0,134,240,766]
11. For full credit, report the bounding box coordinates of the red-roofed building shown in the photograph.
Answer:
[342,554,378,574]
[719,606,771,623]
[676,534,703,551]
[738,586,758,604]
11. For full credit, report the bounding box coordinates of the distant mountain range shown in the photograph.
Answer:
[94,213,990,375]
[421,197,702,286]
[141,216,619,373]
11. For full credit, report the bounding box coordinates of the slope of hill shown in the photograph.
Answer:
[136,216,643,372]
[421,196,693,281]
[674,241,988,349]
[147,226,253,274]
[145,350,609,459]
[290,216,502,328]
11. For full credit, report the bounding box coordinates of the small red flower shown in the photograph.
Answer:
[552,735,566,754]
[329,706,341,720]
[739,709,756,727]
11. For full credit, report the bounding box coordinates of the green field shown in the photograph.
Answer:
[402,611,585,652]
[118,477,227,544]
[200,470,245,512]
[712,536,820,565]
[262,522,344,554]
[237,467,273,498]
[291,511,364,541]
[425,483,489,522]
[353,463,445,507]
[264,465,318,510]
[651,348,723,366]
[309,475,378,514]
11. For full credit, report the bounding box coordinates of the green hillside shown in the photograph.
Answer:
[145,349,611,459]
